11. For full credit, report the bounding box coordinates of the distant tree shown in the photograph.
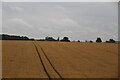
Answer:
[57,37,60,41]
[106,41,109,43]
[109,39,115,43]
[21,36,29,40]
[29,38,35,41]
[1,34,30,40]
[96,37,102,43]
[60,37,70,42]
[106,39,115,43]
[90,41,93,43]
[0,35,1,40]
[45,36,56,41]
[78,40,80,42]
[85,40,88,42]
[38,39,45,41]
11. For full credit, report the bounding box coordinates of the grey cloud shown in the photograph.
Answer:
[0,2,2,33]
[2,0,120,2]
[2,2,118,41]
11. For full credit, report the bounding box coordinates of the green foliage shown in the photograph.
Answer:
[106,39,115,43]
[1,34,31,40]
[96,37,102,43]
[60,37,70,42]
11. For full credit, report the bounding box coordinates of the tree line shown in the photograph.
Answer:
[38,36,70,42]
[0,34,33,40]
[0,34,117,43]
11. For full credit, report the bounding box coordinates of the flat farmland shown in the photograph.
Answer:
[2,40,118,78]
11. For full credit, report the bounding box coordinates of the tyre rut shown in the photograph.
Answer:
[33,41,64,80]
[32,42,51,80]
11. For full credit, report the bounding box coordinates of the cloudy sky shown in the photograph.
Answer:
[2,2,118,41]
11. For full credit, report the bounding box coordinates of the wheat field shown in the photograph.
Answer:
[2,40,118,78]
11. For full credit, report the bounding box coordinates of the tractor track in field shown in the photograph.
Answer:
[33,41,64,80]
[32,42,51,80]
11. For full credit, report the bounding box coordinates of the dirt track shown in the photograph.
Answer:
[2,40,118,78]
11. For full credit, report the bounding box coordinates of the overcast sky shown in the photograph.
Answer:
[2,2,118,41]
